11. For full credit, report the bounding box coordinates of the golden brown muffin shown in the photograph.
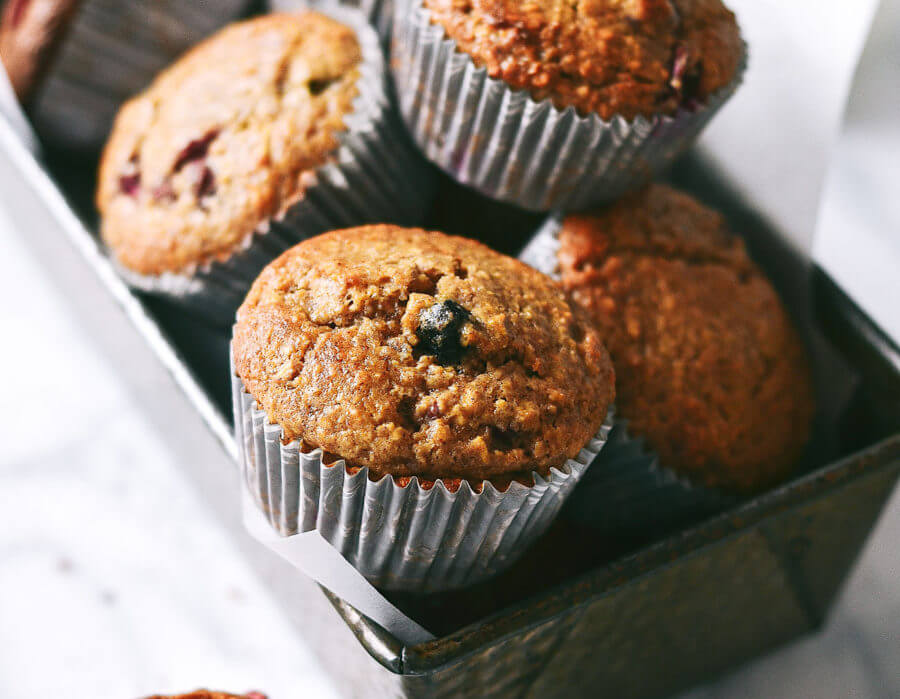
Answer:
[556,184,814,493]
[97,12,361,276]
[145,692,266,699]
[422,0,742,120]
[233,225,615,482]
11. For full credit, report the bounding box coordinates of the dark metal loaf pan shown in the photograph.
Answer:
[1,112,898,699]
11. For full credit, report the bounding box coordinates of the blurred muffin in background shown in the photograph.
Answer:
[557,184,815,493]
[145,691,266,699]
[96,10,431,325]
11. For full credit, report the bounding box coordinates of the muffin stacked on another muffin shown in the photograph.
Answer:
[233,225,615,590]
[422,0,743,120]
[556,184,814,493]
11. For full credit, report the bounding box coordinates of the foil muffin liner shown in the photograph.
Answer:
[111,7,433,327]
[520,217,738,537]
[390,0,745,212]
[232,367,614,592]
[270,0,393,43]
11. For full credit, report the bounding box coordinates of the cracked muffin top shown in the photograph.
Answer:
[556,184,814,493]
[233,225,615,482]
[422,0,742,120]
[97,12,361,276]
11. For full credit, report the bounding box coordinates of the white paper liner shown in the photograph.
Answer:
[113,6,432,326]
[520,218,737,536]
[242,495,435,645]
[519,214,565,278]
[232,366,614,592]
[390,0,745,211]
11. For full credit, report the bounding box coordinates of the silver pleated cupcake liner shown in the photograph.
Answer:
[519,214,565,278]
[270,0,393,43]
[390,0,745,212]
[520,218,737,537]
[232,369,614,592]
[113,6,432,327]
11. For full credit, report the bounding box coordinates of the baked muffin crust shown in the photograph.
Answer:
[557,184,814,493]
[97,12,361,276]
[233,225,615,482]
[422,0,742,119]
[145,692,266,699]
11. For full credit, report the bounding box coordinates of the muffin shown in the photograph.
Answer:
[232,225,615,590]
[391,0,744,210]
[424,0,742,120]
[145,692,266,699]
[554,184,815,494]
[97,10,431,324]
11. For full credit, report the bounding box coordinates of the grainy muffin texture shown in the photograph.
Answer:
[97,12,361,276]
[234,225,615,482]
[422,0,742,120]
[145,692,266,699]
[557,184,814,493]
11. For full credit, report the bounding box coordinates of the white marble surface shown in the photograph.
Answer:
[813,0,900,343]
[701,0,880,252]
[0,206,340,698]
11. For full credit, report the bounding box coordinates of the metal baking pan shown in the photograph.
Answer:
[2,103,899,697]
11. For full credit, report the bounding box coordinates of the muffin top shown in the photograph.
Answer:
[556,184,814,493]
[423,0,742,120]
[145,692,266,699]
[233,225,615,482]
[97,12,361,276]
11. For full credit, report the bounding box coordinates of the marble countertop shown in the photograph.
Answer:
[0,205,341,698]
